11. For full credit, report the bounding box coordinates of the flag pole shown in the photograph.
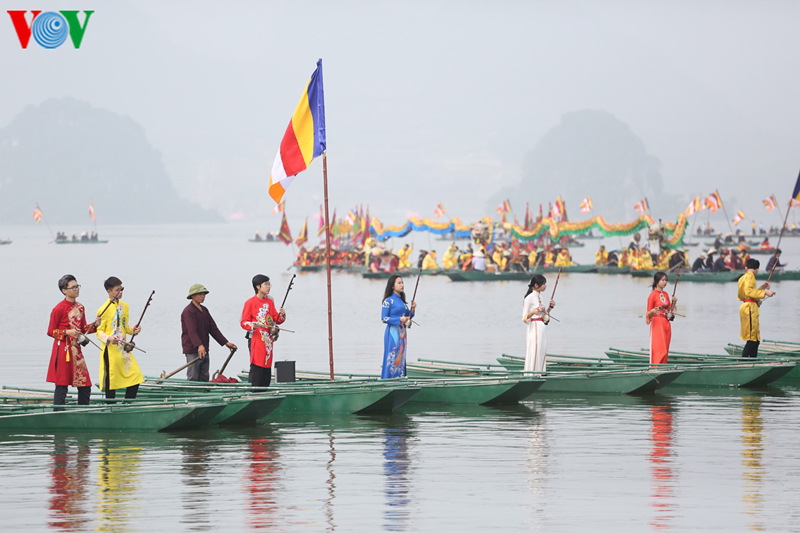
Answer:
[766,200,792,283]
[322,153,335,380]
[718,193,735,235]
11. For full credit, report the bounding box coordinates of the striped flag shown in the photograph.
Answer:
[684,196,703,216]
[278,212,292,244]
[272,199,284,215]
[706,190,723,213]
[579,197,592,214]
[33,204,42,223]
[496,200,511,215]
[634,198,650,214]
[733,210,746,226]
[763,195,777,211]
[89,201,95,222]
[268,59,326,205]
[792,199,800,208]
[434,203,446,219]
[792,170,800,204]
[317,205,325,237]
[295,217,308,246]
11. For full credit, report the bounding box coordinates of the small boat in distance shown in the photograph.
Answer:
[54,231,108,244]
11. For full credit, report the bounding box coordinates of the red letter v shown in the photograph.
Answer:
[7,11,41,49]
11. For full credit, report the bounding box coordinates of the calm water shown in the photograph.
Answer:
[1,223,800,531]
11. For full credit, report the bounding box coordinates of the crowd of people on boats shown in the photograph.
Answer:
[46,274,286,406]
[252,231,280,241]
[55,231,101,242]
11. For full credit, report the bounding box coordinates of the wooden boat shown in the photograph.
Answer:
[748,248,777,255]
[292,370,545,405]
[362,269,444,279]
[409,358,682,395]
[754,270,800,281]
[294,264,325,272]
[723,341,800,381]
[704,239,761,247]
[447,265,596,282]
[248,239,281,243]
[595,266,631,274]
[604,348,797,387]
[54,239,109,244]
[0,240,11,245]
[140,378,420,415]
[0,401,226,432]
[630,270,739,282]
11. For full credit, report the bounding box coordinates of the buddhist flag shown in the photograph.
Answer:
[278,212,292,245]
[33,204,42,223]
[268,59,326,205]
[296,217,308,246]
[733,210,746,226]
[684,196,702,216]
[792,169,800,204]
[272,199,285,215]
[317,205,325,237]
[706,190,723,213]
[89,201,95,222]
[792,199,800,208]
[434,203,446,219]
[634,198,650,214]
[763,195,777,211]
[579,197,592,214]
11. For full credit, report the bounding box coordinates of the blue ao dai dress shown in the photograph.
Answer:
[381,294,414,378]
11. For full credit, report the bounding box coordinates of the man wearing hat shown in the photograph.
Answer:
[181,284,237,382]
[691,252,707,272]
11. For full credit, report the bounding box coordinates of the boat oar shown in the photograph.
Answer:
[212,346,238,380]
[407,268,422,330]
[159,357,201,380]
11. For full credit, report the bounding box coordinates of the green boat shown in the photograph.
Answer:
[0,240,11,245]
[140,378,420,415]
[409,358,682,395]
[294,265,325,272]
[596,266,631,274]
[630,270,740,282]
[604,348,796,387]
[754,270,800,281]
[0,402,226,432]
[447,265,596,282]
[54,239,109,244]
[723,341,800,381]
[362,269,444,279]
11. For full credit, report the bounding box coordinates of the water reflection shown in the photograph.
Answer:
[48,435,92,531]
[649,400,675,529]
[741,396,764,532]
[245,432,282,530]
[523,405,548,529]
[180,437,217,531]
[96,440,142,532]
[383,423,413,531]
[322,432,337,531]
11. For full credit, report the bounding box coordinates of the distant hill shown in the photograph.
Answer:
[0,98,222,224]
[490,110,681,221]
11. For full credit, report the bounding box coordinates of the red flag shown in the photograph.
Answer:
[278,212,292,245]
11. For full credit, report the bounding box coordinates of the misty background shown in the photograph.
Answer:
[1,0,799,231]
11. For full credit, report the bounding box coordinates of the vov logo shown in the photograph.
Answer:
[7,11,93,49]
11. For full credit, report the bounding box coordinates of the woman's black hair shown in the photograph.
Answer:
[58,274,76,294]
[252,274,270,294]
[651,271,668,290]
[383,274,406,303]
[104,276,122,291]
[524,274,547,299]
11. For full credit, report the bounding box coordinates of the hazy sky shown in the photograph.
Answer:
[3,0,800,228]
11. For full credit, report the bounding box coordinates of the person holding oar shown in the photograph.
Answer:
[241,275,286,388]
[522,274,556,372]
[738,258,775,358]
[180,284,237,382]
[380,274,417,379]
[96,277,144,399]
[46,275,101,406]
[645,272,676,364]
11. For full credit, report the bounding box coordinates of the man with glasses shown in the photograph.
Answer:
[96,277,143,399]
[240,274,286,388]
[46,275,101,405]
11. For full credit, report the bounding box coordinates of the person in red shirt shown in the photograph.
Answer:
[645,271,676,364]
[46,275,101,405]
[241,274,286,388]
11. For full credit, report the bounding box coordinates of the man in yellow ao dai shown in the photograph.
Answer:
[96,277,144,399]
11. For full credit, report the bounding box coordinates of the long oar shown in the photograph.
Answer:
[406,268,422,330]
[212,346,238,380]
[159,357,201,380]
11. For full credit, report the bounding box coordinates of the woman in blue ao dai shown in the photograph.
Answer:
[381,275,416,378]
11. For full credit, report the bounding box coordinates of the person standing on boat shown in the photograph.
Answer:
[766,249,786,273]
[381,275,416,379]
[241,275,285,387]
[96,277,144,399]
[522,274,555,372]
[398,244,413,269]
[47,275,101,405]
[738,259,775,358]
[181,284,237,382]
[645,271,676,364]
